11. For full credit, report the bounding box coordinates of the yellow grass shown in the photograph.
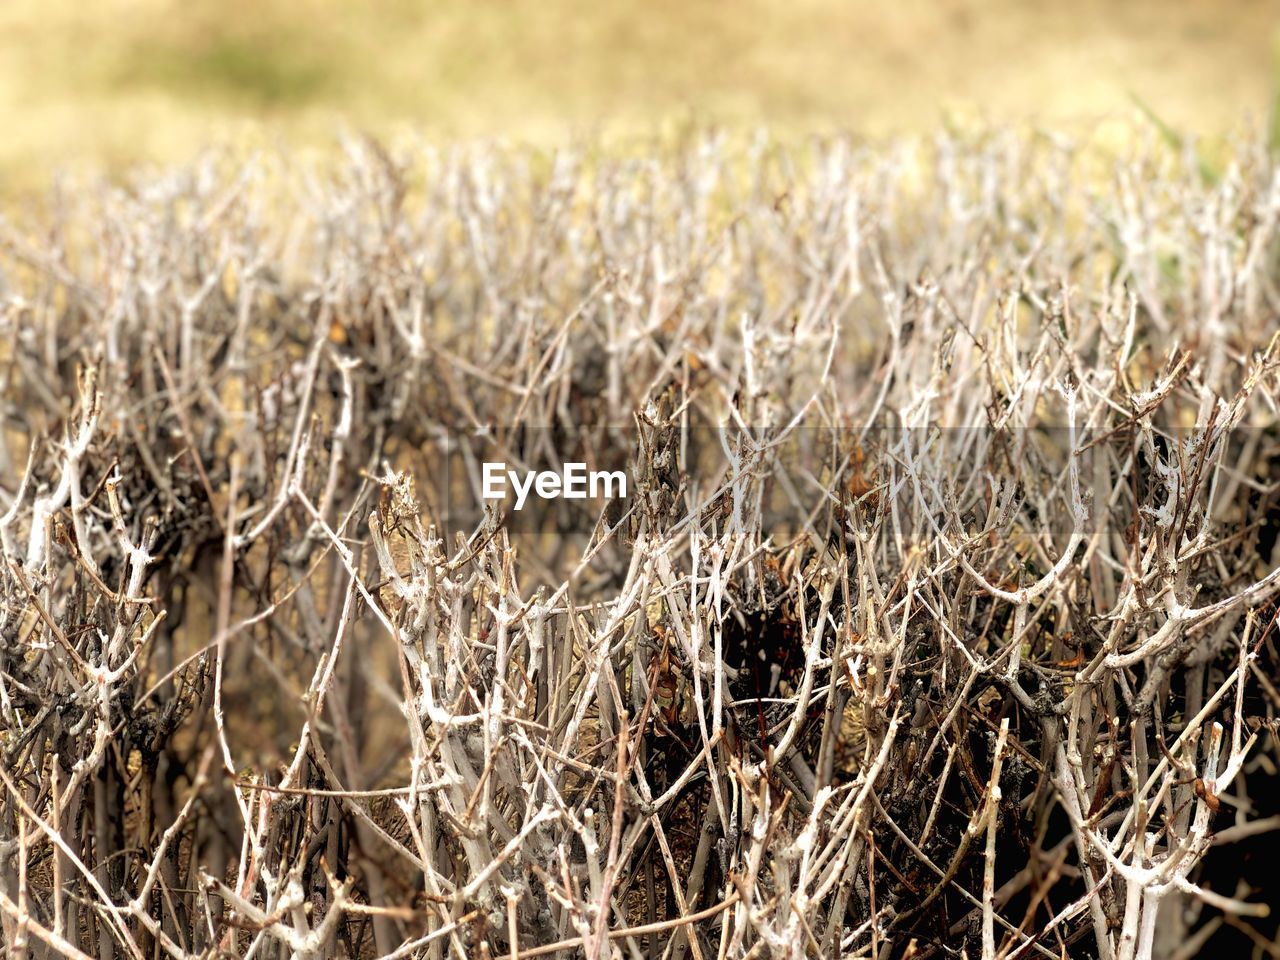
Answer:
[0,0,1276,193]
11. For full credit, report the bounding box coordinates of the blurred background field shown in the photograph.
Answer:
[0,0,1277,193]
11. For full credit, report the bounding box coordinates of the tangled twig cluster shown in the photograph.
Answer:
[1,130,1279,958]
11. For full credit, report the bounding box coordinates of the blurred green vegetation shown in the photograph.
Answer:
[114,34,335,107]
[0,0,1276,192]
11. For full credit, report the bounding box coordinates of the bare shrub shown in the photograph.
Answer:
[1,130,1279,958]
